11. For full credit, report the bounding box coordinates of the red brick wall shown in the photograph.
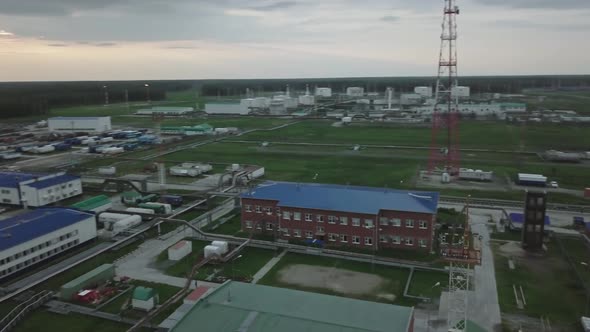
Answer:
[240,198,435,251]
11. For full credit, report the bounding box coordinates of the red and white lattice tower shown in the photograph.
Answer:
[428,0,461,175]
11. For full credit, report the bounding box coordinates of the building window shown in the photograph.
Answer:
[317,226,325,233]
[379,235,388,243]
[256,223,262,230]
[0,189,9,194]
[328,216,336,224]
[305,231,313,239]
[364,219,374,228]
[245,221,253,229]
[419,239,427,248]
[293,212,301,221]
[392,236,401,244]
[68,183,73,187]
[255,206,261,213]
[340,234,348,242]
[283,211,291,220]
[265,207,273,215]
[340,217,348,225]
[305,214,312,221]
[391,218,401,227]
[405,219,414,228]
[317,215,324,223]
[2,199,9,203]
[328,233,338,241]
[365,237,373,245]
[352,218,360,227]
[419,220,428,229]
[266,223,273,231]
[379,217,388,226]
[352,236,360,244]
[405,237,414,246]
[283,229,290,237]
[293,229,301,237]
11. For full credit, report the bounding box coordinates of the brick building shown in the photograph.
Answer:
[240,182,439,251]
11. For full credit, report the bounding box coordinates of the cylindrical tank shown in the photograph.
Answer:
[99,212,131,223]
[144,202,172,214]
[111,215,142,234]
[125,207,156,215]
[211,241,228,254]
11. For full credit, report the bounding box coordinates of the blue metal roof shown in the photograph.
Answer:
[0,172,39,189]
[509,213,551,225]
[241,182,439,215]
[23,174,79,189]
[0,208,95,251]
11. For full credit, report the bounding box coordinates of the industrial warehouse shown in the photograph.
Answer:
[240,182,439,251]
[0,208,97,279]
[48,116,112,133]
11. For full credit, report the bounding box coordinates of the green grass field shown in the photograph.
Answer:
[202,213,242,236]
[238,120,590,151]
[407,270,449,299]
[493,241,587,323]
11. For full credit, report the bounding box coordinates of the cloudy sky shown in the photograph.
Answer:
[0,0,589,81]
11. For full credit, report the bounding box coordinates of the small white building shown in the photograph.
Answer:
[451,86,470,98]
[0,208,97,280]
[48,117,112,133]
[0,172,82,207]
[414,86,432,98]
[168,240,193,261]
[346,87,364,97]
[132,287,159,311]
[315,87,332,97]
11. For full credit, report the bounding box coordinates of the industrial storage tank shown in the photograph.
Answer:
[99,212,132,223]
[110,215,142,234]
[125,207,156,215]
[458,168,493,181]
[211,241,229,255]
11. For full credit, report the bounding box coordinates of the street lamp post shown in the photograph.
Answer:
[144,83,151,103]
[231,255,243,280]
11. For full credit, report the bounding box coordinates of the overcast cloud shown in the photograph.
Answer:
[0,0,588,80]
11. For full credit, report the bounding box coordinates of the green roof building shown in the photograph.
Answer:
[161,281,415,332]
[60,264,115,300]
[132,286,159,311]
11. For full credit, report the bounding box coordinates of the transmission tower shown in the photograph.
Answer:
[428,0,461,175]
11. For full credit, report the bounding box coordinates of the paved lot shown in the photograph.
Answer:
[277,264,386,296]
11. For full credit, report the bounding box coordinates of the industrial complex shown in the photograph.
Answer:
[0,1,589,332]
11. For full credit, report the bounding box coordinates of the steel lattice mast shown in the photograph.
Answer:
[428,0,460,174]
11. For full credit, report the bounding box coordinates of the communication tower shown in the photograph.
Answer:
[428,0,461,175]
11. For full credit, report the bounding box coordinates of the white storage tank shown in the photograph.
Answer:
[125,207,156,215]
[144,202,172,214]
[111,215,142,234]
[99,212,131,223]
[98,166,117,175]
[168,240,193,261]
[315,87,332,97]
[211,241,229,255]
[204,245,223,259]
[342,116,352,124]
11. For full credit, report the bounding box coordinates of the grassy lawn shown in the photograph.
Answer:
[490,230,522,242]
[202,213,242,236]
[493,241,587,323]
[407,270,449,299]
[239,120,590,151]
[257,252,415,305]
[162,240,275,281]
[0,300,19,317]
[12,311,135,332]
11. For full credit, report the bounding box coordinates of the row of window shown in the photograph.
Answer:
[0,189,12,195]
[0,239,79,277]
[244,205,429,230]
[0,230,78,266]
